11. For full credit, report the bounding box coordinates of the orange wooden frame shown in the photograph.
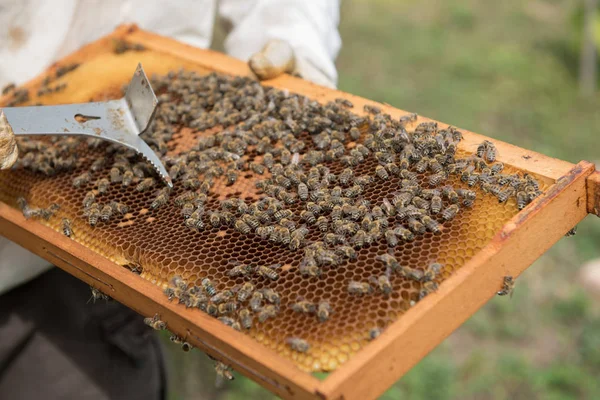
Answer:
[1,25,598,400]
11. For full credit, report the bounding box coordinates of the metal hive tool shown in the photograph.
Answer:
[1,63,171,187]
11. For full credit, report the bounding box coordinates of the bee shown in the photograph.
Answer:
[423,262,443,282]
[86,203,101,227]
[339,168,354,186]
[144,314,167,330]
[485,142,497,163]
[422,216,441,234]
[170,335,193,352]
[228,262,253,278]
[90,157,106,172]
[261,288,281,304]
[375,165,389,181]
[393,226,415,241]
[185,287,208,309]
[429,171,447,187]
[285,337,310,353]
[291,298,316,314]
[185,217,205,231]
[430,195,442,214]
[385,229,398,247]
[249,291,264,312]
[407,218,425,234]
[497,275,515,297]
[218,316,237,327]
[347,281,373,296]
[236,282,255,302]
[83,191,96,208]
[122,170,134,186]
[289,225,309,250]
[257,305,278,322]
[441,186,459,203]
[490,162,504,174]
[89,287,110,303]
[297,182,309,201]
[208,211,221,228]
[151,188,170,209]
[225,169,237,186]
[299,261,322,278]
[211,289,233,305]
[218,302,238,315]
[476,140,490,158]
[497,187,515,203]
[38,203,60,220]
[414,157,429,173]
[316,216,329,232]
[108,167,122,183]
[419,281,438,300]
[96,178,110,194]
[100,204,113,222]
[375,253,400,272]
[249,162,265,175]
[180,202,195,219]
[239,309,253,330]
[136,177,155,192]
[214,361,235,381]
[60,218,73,237]
[516,191,528,210]
[334,245,356,260]
[73,172,91,188]
[316,301,332,323]
[174,191,197,207]
[381,198,395,217]
[206,303,219,317]
[234,219,251,234]
[369,327,383,340]
[411,196,430,210]
[184,177,201,190]
[441,204,459,221]
[349,126,361,140]
[565,227,577,237]
[352,229,368,249]
[202,278,217,296]
[255,264,280,281]
[370,275,393,296]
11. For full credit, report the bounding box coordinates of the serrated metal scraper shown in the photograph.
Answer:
[2,63,172,187]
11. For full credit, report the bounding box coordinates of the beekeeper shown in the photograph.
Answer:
[0,1,340,398]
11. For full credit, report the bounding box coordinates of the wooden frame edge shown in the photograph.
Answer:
[317,161,594,400]
[0,204,321,400]
[586,170,600,217]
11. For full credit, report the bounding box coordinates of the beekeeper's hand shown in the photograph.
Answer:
[220,0,341,89]
[248,39,336,88]
[0,111,18,170]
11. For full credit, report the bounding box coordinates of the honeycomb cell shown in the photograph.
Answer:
[0,64,548,374]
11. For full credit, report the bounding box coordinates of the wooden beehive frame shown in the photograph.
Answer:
[1,25,599,400]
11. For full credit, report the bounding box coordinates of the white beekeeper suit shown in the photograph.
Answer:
[0,0,341,295]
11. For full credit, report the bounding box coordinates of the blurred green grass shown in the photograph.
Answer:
[168,1,600,398]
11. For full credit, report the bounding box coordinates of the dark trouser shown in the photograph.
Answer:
[0,268,167,400]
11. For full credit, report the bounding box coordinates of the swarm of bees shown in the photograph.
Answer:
[163,275,281,332]
[7,67,545,372]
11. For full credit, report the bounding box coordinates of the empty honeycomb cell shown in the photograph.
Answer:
[0,60,549,373]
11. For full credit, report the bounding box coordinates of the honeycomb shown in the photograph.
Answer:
[0,43,547,373]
